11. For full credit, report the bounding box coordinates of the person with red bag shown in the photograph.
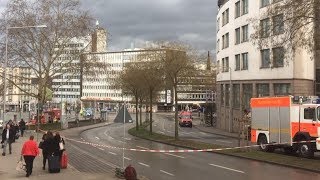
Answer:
[21,135,39,177]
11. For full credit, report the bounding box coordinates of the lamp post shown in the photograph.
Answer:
[2,25,47,123]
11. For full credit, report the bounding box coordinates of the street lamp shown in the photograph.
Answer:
[2,25,47,123]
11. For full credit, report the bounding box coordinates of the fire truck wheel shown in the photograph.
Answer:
[257,135,275,152]
[298,142,314,158]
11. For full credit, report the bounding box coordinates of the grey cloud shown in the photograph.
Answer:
[81,0,218,53]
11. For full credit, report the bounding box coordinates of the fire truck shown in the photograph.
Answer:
[250,96,320,158]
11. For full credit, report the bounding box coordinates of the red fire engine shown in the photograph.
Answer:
[250,96,320,158]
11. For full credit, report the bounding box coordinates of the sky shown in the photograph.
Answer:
[0,0,218,53]
[81,0,218,53]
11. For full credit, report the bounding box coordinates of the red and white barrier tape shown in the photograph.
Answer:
[64,137,317,153]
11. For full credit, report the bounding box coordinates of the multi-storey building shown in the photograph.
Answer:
[216,0,318,132]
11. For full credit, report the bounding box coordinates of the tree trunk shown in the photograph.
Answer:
[135,97,139,131]
[149,89,153,135]
[174,81,179,139]
[139,98,142,126]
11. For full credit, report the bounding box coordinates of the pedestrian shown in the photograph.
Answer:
[39,133,48,170]
[43,131,59,157]
[19,119,26,137]
[1,124,15,156]
[21,135,39,177]
[54,132,65,162]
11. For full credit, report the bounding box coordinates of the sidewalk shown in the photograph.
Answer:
[0,131,118,180]
[192,118,239,139]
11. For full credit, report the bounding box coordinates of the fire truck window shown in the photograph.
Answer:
[304,108,315,120]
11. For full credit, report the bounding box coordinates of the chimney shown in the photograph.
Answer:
[206,51,211,71]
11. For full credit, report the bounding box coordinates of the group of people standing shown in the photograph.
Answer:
[1,119,26,156]
[21,131,65,177]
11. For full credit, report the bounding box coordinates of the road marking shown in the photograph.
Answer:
[164,153,185,159]
[209,164,245,174]
[124,137,131,141]
[200,132,208,135]
[138,162,150,167]
[216,140,233,144]
[160,170,174,176]
[95,136,100,140]
[159,131,165,134]
[108,152,117,155]
[167,130,173,133]
[124,157,131,161]
[136,146,149,150]
[98,148,104,151]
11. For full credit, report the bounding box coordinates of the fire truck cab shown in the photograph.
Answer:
[251,96,320,158]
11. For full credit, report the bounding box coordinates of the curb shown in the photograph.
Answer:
[128,128,320,174]
[193,125,239,139]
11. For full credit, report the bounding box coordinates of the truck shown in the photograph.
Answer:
[179,111,193,128]
[250,96,320,158]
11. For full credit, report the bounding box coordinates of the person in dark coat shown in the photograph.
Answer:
[1,124,15,156]
[54,132,65,162]
[19,119,26,137]
[39,133,48,170]
[43,131,59,159]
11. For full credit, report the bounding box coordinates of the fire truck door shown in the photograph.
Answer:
[269,107,290,143]
[300,107,318,137]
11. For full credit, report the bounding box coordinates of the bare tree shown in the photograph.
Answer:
[143,42,196,139]
[0,0,96,113]
[250,0,319,60]
[118,62,145,131]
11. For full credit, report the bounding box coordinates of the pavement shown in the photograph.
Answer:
[0,129,119,179]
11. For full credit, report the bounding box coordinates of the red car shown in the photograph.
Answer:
[179,111,193,128]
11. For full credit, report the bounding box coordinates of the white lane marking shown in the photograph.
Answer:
[108,152,117,155]
[124,137,131,140]
[98,148,104,151]
[159,131,165,134]
[124,157,131,161]
[216,140,233,144]
[136,146,149,150]
[164,153,185,159]
[138,162,150,167]
[200,132,208,135]
[209,164,245,174]
[160,170,175,176]
[95,136,100,140]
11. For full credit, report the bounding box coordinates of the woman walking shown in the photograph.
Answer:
[21,135,39,177]
[54,132,65,161]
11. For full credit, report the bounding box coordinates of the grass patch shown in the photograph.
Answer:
[27,123,61,131]
[129,126,320,172]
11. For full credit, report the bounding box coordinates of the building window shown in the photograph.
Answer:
[217,18,220,32]
[242,0,248,15]
[235,28,241,45]
[272,47,284,67]
[242,25,249,42]
[242,53,248,70]
[222,9,230,26]
[235,54,241,71]
[274,83,290,96]
[233,84,240,108]
[235,1,241,18]
[260,18,270,38]
[261,0,270,8]
[221,84,224,106]
[273,14,284,35]
[225,33,229,48]
[257,83,270,97]
[224,57,229,72]
[217,39,220,52]
[243,84,252,109]
[225,84,230,106]
[261,49,270,68]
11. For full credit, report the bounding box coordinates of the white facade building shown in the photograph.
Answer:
[216,0,317,132]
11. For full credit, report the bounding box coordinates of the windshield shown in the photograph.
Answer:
[180,115,191,119]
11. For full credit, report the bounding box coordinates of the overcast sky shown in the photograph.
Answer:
[81,0,218,53]
[0,0,218,53]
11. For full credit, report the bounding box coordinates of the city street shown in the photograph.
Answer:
[65,120,320,180]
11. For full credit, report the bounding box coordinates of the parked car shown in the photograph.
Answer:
[178,111,193,128]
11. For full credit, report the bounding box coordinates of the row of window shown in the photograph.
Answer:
[218,52,248,72]
[56,56,80,61]
[82,93,122,98]
[52,82,81,86]
[53,95,80,99]
[83,85,117,90]
[218,24,249,51]
[53,88,79,92]
[261,47,284,68]
[220,83,290,109]
[261,0,282,8]
[55,43,84,48]
[260,14,284,38]
[235,0,249,18]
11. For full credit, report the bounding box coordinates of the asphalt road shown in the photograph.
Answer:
[151,113,239,147]
[65,121,320,180]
